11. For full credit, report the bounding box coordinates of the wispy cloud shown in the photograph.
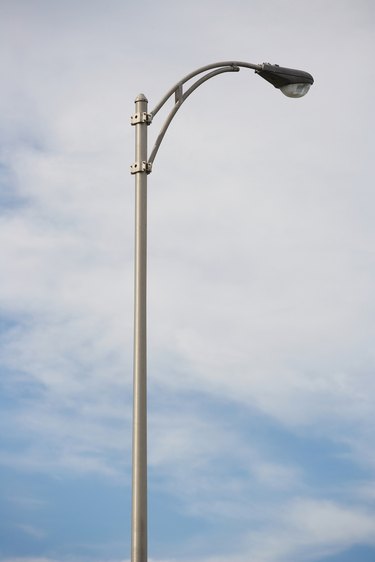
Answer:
[244,498,375,562]
[16,524,47,541]
[1,1,375,561]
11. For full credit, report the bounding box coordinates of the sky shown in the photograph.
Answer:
[0,0,375,561]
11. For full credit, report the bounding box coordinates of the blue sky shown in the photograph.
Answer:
[1,0,375,561]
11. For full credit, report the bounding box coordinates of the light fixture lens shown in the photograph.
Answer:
[280,83,311,98]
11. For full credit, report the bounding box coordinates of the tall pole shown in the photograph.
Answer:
[129,61,313,562]
[131,93,150,562]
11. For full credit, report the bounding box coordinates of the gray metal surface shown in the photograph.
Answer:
[131,93,148,562]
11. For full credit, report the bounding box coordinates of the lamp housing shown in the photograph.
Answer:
[256,63,314,98]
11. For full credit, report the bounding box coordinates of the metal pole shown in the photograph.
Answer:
[131,93,149,562]
[128,60,313,562]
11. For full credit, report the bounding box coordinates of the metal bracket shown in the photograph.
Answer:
[131,112,152,125]
[175,85,183,104]
[130,161,152,175]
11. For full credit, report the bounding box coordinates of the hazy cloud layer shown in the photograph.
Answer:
[1,1,375,561]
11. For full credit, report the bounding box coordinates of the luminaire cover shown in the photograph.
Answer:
[256,63,314,92]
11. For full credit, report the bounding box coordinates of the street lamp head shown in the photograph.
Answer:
[256,63,314,98]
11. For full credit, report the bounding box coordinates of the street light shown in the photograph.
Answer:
[130,60,314,562]
[255,63,314,97]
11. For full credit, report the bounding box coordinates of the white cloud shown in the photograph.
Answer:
[1,1,375,561]
[16,524,47,541]
[245,498,375,562]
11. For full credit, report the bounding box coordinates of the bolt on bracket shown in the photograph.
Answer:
[130,161,152,175]
[131,112,152,125]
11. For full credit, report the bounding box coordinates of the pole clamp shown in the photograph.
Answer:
[131,112,152,125]
[130,161,152,175]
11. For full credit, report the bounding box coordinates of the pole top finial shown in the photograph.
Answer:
[135,93,148,103]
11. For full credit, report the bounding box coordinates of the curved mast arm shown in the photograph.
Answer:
[147,61,262,169]
[150,60,261,117]
[148,66,240,166]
